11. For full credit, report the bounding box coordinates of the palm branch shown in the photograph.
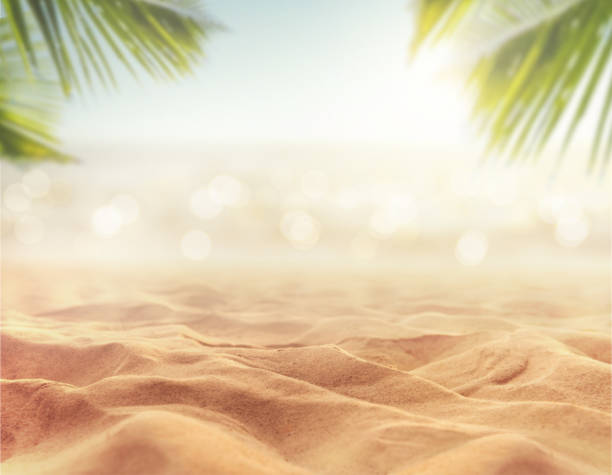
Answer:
[0,18,70,162]
[1,0,214,163]
[412,0,612,172]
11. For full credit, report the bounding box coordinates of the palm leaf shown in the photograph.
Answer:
[0,0,214,163]
[0,78,70,162]
[2,0,214,93]
[412,0,612,172]
[0,18,69,162]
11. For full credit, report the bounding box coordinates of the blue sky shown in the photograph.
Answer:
[60,0,475,150]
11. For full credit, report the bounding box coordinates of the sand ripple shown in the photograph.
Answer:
[1,265,610,474]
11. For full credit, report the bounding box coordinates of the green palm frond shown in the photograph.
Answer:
[412,0,612,172]
[0,77,69,162]
[0,0,214,163]
[0,18,68,162]
[2,0,214,94]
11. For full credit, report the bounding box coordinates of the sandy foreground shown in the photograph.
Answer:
[1,262,610,475]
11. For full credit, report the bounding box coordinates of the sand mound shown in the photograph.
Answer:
[1,264,610,474]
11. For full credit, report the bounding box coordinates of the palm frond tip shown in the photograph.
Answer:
[412,0,612,171]
[0,0,214,163]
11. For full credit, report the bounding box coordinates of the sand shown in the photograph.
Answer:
[1,263,610,474]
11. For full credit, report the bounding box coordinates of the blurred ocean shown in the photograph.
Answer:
[2,143,609,266]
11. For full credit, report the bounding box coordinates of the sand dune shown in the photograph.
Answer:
[1,263,610,474]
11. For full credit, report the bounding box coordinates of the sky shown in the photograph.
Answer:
[3,1,608,263]
[59,0,475,150]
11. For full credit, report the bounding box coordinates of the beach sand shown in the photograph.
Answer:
[1,262,610,474]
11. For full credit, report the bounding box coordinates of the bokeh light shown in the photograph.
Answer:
[369,195,417,239]
[537,194,591,247]
[1,148,608,262]
[3,184,31,213]
[555,198,583,224]
[369,208,400,237]
[455,230,488,266]
[191,188,222,219]
[555,214,590,247]
[181,230,211,260]
[538,195,567,224]
[91,206,122,237]
[22,169,51,199]
[280,211,320,250]
[209,175,247,207]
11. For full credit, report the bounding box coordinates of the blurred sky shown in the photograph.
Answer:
[59,0,475,149]
[3,1,609,265]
